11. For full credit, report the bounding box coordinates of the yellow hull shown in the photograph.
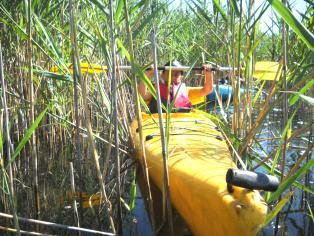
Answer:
[131,110,267,236]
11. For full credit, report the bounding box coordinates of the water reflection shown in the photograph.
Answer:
[124,185,152,236]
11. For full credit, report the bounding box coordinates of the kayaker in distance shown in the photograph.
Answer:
[139,60,214,113]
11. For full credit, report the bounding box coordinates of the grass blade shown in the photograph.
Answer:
[270,108,297,174]
[268,158,314,203]
[0,4,28,39]
[253,80,266,106]
[132,8,159,39]
[114,0,124,23]
[264,189,295,226]
[266,0,314,50]
[6,106,50,168]
[33,68,71,81]
[287,84,314,106]
[229,0,240,17]
[129,169,137,211]
[212,0,227,22]
[297,93,314,105]
[116,38,157,101]
[190,0,212,24]
[253,154,314,195]
[33,13,62,61]
[89,0,110,15]
[306,200,314,222]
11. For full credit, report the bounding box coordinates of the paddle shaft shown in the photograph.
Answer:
[117,65,239,72]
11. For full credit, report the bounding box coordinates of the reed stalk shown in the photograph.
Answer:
[239,65,282,156]
[27,0,40,221]
[150,8,174,235]
[0,42,20,235]
[274,1,289,234]
[245,0,254,132]
[303,129,312,208]
[280,0,289,182]
[69,162,80,227]
[48,112,129,155]
[235,0,243,138]
[230,9,236,135]
[109,0,122,232]
[123,0,156,233]
[0,212,115,235]
[80,73,116,232]
[68,0,83,224]
[0,226,49,236]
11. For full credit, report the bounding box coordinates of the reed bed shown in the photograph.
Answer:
[0,0,313,235]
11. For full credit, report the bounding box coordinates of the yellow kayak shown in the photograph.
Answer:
[131,110,267,236]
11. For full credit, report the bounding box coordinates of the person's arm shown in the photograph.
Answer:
[138,67,154,101]
[199,64,213,96]
[188,64,213,99]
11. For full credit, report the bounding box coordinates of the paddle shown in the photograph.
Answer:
[50,63,240,73]
[253,61,281,81]
[51,62,280,78]
[143,66,237,72]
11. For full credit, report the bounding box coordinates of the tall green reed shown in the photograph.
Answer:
[0,41,21,235]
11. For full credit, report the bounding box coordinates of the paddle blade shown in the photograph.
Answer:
[253,61,281,81]
[50,63,108,74]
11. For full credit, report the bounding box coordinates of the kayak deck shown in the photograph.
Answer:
[131,110,267,236]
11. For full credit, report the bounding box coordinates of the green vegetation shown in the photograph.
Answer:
[0,0,312,235]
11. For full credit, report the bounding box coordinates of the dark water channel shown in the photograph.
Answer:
[124,172,192,236]
[126,102,313,236]
[256,104,313,236]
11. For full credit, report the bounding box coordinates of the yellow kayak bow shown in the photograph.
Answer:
[131,110,268,236]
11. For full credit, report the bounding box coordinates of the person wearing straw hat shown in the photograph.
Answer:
[139,60,213,113]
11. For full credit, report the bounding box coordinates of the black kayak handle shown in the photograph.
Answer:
[226,169,279,193]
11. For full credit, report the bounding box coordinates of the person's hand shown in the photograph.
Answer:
[203,64,212,73]
[145,64,154,78]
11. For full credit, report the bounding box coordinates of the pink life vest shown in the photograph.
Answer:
[159,82,192,108]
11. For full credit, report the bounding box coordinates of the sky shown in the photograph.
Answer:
[254,0,307,32]
[171,0,309,33]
